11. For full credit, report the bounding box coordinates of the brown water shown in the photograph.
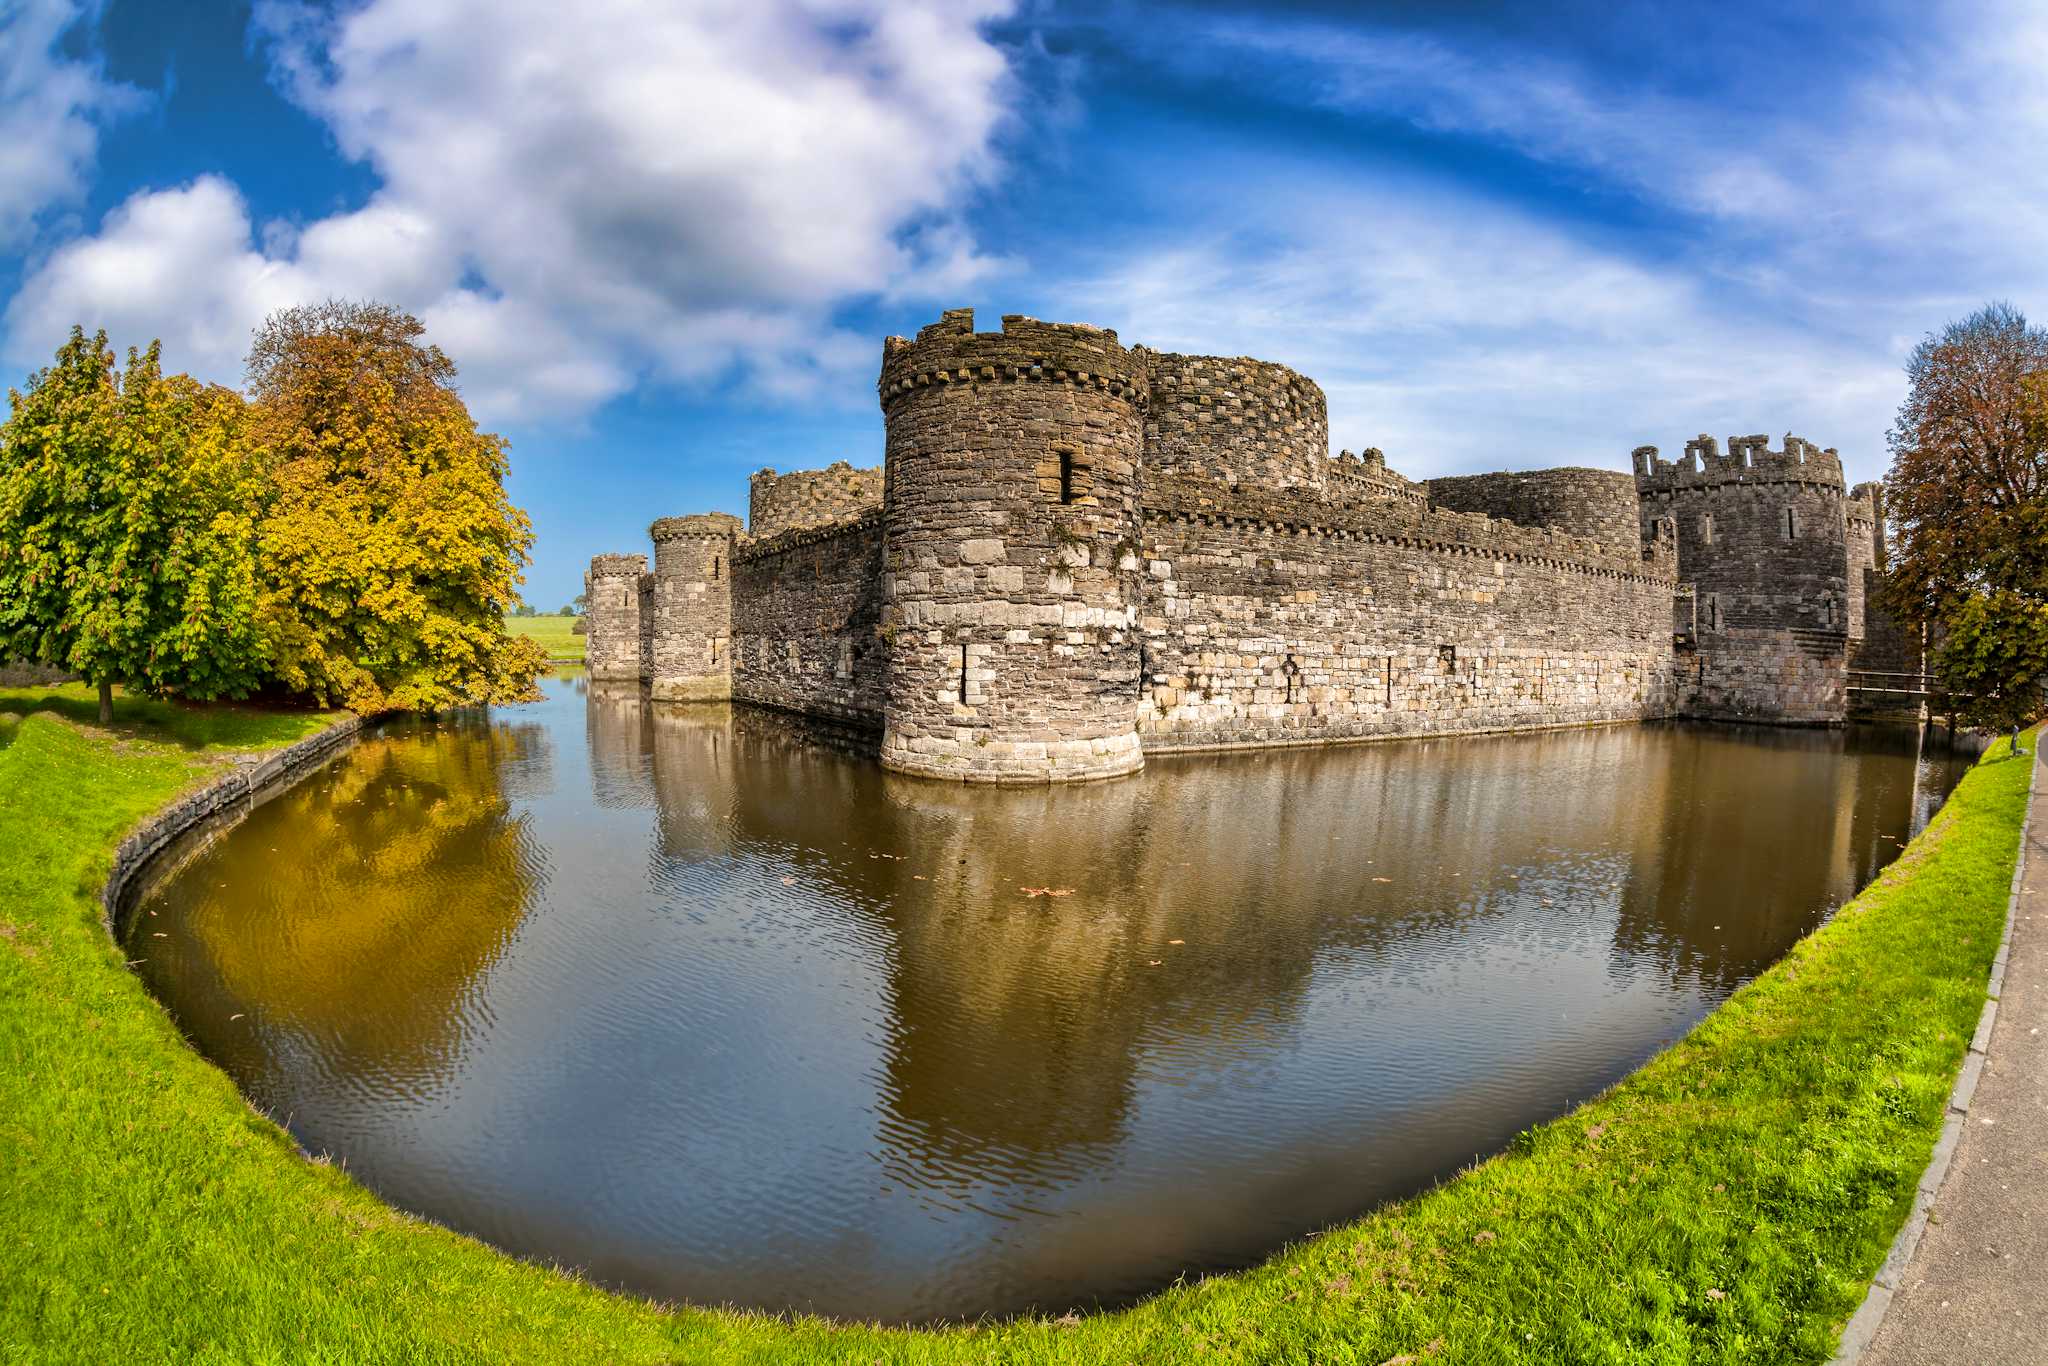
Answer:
[128,672,1970,1324]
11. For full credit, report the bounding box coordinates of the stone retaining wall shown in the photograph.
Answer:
[100,714,366,931]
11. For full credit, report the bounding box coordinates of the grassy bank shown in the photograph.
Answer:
[503,613,585,661]
[0,692,2030,1363]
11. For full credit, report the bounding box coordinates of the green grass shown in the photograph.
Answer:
[0,696,2031,1364]
[504,613,585,661]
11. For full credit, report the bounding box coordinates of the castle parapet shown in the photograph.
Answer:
[1144,351,1328,494]
[1426,467,1644,558]
[878,310,1148,412]
[1633,433,1846,492]
[1328,447,1427,505]
[749,462,882,540]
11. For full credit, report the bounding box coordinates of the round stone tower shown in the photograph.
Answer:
[584,552,651,683]
[649,513,741,701]
[875,309,1148,783]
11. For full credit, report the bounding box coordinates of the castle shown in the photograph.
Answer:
[586,309,1911,783]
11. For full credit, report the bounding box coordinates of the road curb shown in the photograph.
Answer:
[1831,734,2040,1363]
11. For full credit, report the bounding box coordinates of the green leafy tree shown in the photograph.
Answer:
[0,328,267,723]
[1882,302,2048,749]
[248,300,547,712]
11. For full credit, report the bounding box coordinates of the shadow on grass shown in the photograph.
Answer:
[0,684,335,752]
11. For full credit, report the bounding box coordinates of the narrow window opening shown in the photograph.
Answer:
[1705,594,1720,632]
[1784,506,1798,540]
[958,643,970,704]
[1701,512,1714,546]
[1438,643,1456,673]
[1059,451,1076,505]
[712,555,720,580]
[1823,597,1835,628]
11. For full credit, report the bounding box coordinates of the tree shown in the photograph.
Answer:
[557,603,575,617]
[0,329,267,723]
[247,300,547,712]
[1882,302,2048,749]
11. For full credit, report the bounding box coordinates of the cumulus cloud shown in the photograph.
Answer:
[0,0,146,248]
[6,0,1018,418]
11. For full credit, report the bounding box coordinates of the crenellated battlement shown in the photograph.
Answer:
[1328,448,1429,504]
[1632,432,1847,492]
[588,552,649,578]
[877,309,1148,412]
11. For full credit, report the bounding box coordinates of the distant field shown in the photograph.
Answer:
[505,614,585,661]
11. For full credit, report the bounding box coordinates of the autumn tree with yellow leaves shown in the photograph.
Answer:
[0,303,547,716]
[245,301,545,711]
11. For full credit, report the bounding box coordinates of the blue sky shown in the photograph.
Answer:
[4,1,2043,609]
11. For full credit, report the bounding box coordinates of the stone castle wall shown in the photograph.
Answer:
[1425,467,1644,557]
[585,310,1896,782]
[731,512,887,726]
[1135,475,1681,749]
[1144,352,1329,495]
[749,461,883,540]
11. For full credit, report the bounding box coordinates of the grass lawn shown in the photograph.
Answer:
[504,613,585,661]
[0,689,2031,1363]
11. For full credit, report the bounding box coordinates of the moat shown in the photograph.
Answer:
[130,674,1969,1324]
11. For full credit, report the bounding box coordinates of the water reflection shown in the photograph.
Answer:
[132,675,1972,1323]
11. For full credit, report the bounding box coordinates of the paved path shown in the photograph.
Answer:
[1856,746,2046,1365]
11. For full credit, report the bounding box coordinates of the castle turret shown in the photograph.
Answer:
[875,309,1148,782]
[1633,433,1851,722]
[585,553,651,684]
[649,514,741,701]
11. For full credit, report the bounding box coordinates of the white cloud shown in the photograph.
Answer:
[6,0,1019,419]
[0,0,145,248]
[1053,179,1900,484]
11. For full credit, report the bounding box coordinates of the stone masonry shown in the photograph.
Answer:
[748,462,883,540]
[1634,435,1856,723]
[649,514,741,701]
[589,308,1901,782]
